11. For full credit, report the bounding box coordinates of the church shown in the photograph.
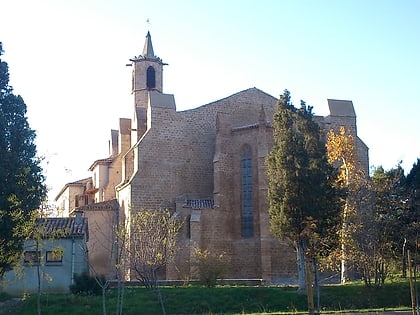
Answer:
[55,31,369,283]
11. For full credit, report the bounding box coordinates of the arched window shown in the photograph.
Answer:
[146,66,156,90]
[186,215,191,239]
[241,144,253,237]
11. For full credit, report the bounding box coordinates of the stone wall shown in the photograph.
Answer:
[114,87,369,283]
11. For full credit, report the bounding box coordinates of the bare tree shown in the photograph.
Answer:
[129,208,183,314]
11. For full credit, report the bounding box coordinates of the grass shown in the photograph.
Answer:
[2,279,413,315]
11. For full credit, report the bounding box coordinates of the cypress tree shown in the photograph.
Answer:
[0,42,46,277]
[266,90,340,293]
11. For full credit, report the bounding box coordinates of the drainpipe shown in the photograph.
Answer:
[71,237,75,284]
[72,210,84,283]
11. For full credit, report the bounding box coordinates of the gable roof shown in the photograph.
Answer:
[54,177,91,201]
[191,87,277,111]
[88,156,115,171]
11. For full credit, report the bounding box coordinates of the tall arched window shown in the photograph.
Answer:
[146,66,156,90]
[241,144,253,237]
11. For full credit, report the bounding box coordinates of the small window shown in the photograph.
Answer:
[46,250,63,263]
[24,251,41,264]
[146,66,156,90]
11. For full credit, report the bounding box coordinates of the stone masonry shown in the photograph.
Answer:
[55,32,369,283]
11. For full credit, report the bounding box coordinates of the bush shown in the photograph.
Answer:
[69,272,105,295]
[193,248,227,287]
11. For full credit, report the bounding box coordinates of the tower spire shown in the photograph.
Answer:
[142,31,155,58]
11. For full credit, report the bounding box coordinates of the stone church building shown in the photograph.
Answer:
[55,32,369,283]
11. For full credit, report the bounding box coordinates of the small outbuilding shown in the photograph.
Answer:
[1,212,89,294]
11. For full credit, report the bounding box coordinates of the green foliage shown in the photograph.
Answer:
[405,158,420,247]
[406,158,420,188]
[347,164,413,287]
[193,248,227,287]
[69,272,105,296]
[0,43,46,278]
[266,90,340,255]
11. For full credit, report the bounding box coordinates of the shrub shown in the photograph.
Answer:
[69,272,104,295]
[193,248,227,287]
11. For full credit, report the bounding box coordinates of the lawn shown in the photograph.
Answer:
[1,279,413,315]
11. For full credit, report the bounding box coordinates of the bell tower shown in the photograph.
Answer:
[129,31,167,142]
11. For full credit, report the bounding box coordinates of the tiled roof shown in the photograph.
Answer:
[76,199,119,211]
[232,121,271,132]
[185,199,214,209]
[35,217,88,239]
[232,123,259,131]
[67,177,91,185]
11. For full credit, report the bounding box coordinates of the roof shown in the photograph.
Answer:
[54,177,91,201]
[142,31,155,58]
[129,31,166,65]
[34,216,88,240]
[88,156,115,171]
[185,199,214,209]
[75,199,119,212]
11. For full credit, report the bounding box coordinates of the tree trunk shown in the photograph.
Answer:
[152,268,166,315]
[305,257,315,315]
[296,239,306,293]
[36,241,41,315]
[102,285,107,315]
[408,250,417,315]
[314,258,320,315]
[402,238,407,278]
[341,158,350,284]
[340,202,349,284]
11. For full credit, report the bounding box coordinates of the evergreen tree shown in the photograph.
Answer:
[362,165,406,286]
[403,159,420,275]
[0,42,46,278]
[266,90,340,295]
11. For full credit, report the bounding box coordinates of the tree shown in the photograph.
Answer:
[0,42,46,278]
[403,159,420,276]
[129,208,183,315]
[326,126,369,283]
[350,165,405,287]
[266,90,340,302]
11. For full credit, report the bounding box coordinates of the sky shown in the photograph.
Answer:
[1,0,419,203]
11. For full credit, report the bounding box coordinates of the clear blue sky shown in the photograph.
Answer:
[1,0,419,202]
